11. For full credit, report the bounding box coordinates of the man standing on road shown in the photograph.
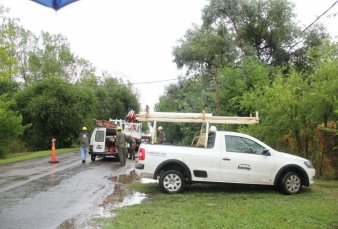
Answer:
[115,126,127,166]
[78,126,90,163]
[126,135,136,160]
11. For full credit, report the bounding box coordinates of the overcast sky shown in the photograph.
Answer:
[2,0,338,112]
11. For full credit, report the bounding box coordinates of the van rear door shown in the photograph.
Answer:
[91,127,106,153]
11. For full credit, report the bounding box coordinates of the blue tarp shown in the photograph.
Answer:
[30,0,79,10]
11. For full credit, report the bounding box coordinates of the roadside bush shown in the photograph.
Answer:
[14,77,97,150]
[0,101,23,158]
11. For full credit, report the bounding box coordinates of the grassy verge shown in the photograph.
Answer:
[0,148,78,165]
[102,180,338,229]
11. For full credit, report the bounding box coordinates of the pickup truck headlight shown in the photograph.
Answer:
[304,161,314,169]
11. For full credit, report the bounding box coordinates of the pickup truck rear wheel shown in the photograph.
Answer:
[91,155,96,161]
[159,170,185,194]
[280,171,302,195]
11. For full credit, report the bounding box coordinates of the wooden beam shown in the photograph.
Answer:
[136,112,259,124]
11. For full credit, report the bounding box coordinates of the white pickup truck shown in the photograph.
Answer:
[135,128,316,195]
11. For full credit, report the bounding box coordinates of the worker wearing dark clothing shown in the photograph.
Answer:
[115,126,127,166]
[158,126,166,144]
[126,135,136,160]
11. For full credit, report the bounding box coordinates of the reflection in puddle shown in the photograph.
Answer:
[58,172,148,229]
[113,191,146,208]
[96,206,114,218]
[58,192,147,229]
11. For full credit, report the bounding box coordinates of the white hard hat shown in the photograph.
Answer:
[209,126,217,133]
[158,126,163,130]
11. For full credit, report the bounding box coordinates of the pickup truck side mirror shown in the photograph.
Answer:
[262,149,271,156]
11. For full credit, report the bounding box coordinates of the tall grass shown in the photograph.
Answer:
[102,180,338,229]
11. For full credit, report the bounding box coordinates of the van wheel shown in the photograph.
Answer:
[91,155,96,161]
[279,171,302,195]
[159,170,185,194]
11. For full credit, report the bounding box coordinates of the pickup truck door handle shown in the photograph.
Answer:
[222,157,231,161]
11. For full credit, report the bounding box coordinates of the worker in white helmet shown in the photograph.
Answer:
[207,126,217,148]
[157,126,166,144]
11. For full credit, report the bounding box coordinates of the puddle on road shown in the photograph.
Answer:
[118,191,146,207]
[58,170,147,229]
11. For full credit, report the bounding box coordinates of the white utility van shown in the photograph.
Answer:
[89,119,143,161]
[89,126,118,161]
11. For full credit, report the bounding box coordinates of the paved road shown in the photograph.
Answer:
[0,152,136,229]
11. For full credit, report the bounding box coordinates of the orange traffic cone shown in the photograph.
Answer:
[49,138,59,163]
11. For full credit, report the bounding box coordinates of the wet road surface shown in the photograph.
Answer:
[0,152,138,229]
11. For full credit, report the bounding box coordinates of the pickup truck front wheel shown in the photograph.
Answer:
[159,170,185,194]
[279,171,302,195]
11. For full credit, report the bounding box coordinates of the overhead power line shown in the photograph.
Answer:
[40,74,192,89]
[299,0,338,38]
[125,75,190,85]
[284,0,338,54]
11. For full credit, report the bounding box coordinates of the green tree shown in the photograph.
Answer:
[241,70,313,155]
[307,41,338,127]
[0,6,23,157]
[5,23,38,83]
[201,0,328,67]
[173,0,302,73]
[15,77,97,149]
[290,24,329,73]
[155,78,216,144]
[156,76,214,113]
[93,76,140,120]
[0,99,23,158]
[1,5,142,152]
[241,41,338,157]
[173,26,238,73]
[1,5,97,85]
[0,6,17,81]
[27,32,76,83]
[1,4,37,83]
[170,0,329,116]
[219,58,271,116]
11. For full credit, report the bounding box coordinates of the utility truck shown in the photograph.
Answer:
[135,111,316,195]
[89,119,142,161]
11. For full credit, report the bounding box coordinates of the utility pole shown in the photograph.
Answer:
[215,68,221,116]
[213,54,222,116]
